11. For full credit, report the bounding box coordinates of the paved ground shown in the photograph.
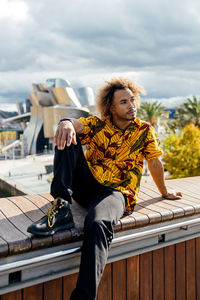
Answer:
[0,154,53,195]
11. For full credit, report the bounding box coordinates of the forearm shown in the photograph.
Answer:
[147,158,168,197]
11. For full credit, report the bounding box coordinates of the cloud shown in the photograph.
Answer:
[0,0,200,106]
[0,0,29,21]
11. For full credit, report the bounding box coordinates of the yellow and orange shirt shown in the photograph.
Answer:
[78,116,162,211]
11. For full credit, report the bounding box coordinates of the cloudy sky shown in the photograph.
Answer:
[0,0,200,109]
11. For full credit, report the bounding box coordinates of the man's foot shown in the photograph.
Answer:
[27,198,75,236]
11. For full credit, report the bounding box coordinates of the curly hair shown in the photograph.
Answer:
[96,77,145,118]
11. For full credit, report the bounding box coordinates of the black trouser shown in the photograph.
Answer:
[50,137,125,300]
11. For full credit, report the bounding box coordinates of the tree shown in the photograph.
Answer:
[183,96,200,127]
[163,124,200,178]
[137,101,166,127]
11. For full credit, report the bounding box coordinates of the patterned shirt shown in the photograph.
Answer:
[78,116,162,211]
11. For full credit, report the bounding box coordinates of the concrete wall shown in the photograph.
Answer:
[0,178,26,197]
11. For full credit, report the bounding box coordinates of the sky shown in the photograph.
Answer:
[0,0,200,110]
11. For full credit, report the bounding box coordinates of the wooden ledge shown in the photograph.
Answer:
[0,176,199,258]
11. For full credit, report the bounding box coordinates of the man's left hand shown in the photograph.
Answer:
[162,192,182,200]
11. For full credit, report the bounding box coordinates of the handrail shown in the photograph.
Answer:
[0,217,200,273]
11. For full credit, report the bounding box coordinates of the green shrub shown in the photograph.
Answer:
[163,123,200,178]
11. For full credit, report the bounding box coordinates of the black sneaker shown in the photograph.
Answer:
[27,198,75,236]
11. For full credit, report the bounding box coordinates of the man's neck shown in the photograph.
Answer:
[111,118,133,130]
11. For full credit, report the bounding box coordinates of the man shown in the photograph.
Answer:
[27,78,182,300]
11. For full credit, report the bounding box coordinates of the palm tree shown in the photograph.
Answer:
[183,96,200,127]
[137,101,166,127]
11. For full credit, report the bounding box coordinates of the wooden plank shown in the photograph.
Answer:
[134,205,161,224]
[8,196,44,222]
[0,210,30,255]
[1,198,33,237]
[166,177,200,194]
[126,255,139,300]
[196,237,200,300]
[63,273,78,300]
[137,195,173,222]
[52,229,72,246]
[23,194,52,214]
[164,245,175,300]
[139,193,185,219]
[112,259,126,300]
[39,193,54,202]
[44,278,62,300]
[186,239,196,300]
[23,283,43,300]
[162,199,194,216]
[138,201,173,222]
[97,264,112,300]
[0,236,8,257]
[140,186,195,216]
[1,290,22,300]
[130,211,149,227]
[176,242,186,300]
[140,251,152,300]
[165,181,200,199]
[120,215,136,231]
[153,248,164,300]
[7,196,52,251]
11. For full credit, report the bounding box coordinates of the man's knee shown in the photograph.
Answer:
[84,217,113,243]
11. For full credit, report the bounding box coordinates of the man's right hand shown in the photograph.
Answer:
[54,120,77,149]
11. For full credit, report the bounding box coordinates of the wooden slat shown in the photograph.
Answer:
[139,193,185,219]
[140,186,195,216]
[0,236,8,257]
[163,199,194,216]
[139,191,174,221]
[0,209,30,255]
[39,193,54,202]
[1,198,33,237]
[196,237,200,300]
[139,186,186,217]
[23,283,43,300]
[52,230,72,246]
[166,181,200,199]
[8,196,44,222]
[186,239,196,300]
[164,245,175,300]
[112,259,126,300]
[153,248,164,300]
[23,194,52,214]
[44,278,62,300]
[166,177,200,195]
[63,273,78,300]
[176,242,186,300]
[120,215,136,231]
[134,205,161,224]
[1,290,22,300]
[8,196,52,250]
[130,211,149,227]
[126,255,139,300]
[140,252,152,300]
[97,264,112,300]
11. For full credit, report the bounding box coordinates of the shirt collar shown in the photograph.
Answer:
[105,118,140,133]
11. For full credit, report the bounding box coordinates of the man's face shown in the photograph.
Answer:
[110,88,137,122]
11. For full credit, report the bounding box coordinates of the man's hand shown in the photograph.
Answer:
[54,120,77,149]
[162,191,183,200]
[147,158,182,200]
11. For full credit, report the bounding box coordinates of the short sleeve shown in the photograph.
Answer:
[77,116,104,145]
[143,126,163,160]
